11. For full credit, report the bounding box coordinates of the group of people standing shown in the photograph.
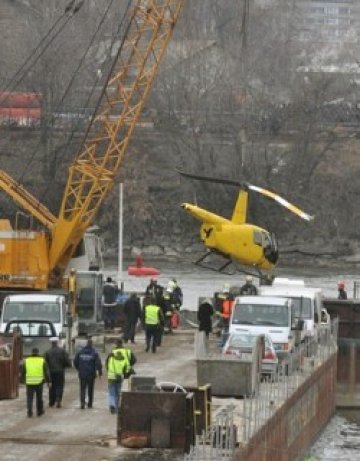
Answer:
[120,277,183,354]
[140,278,183,353]
[23,336,136,417]
[197,276,258,340]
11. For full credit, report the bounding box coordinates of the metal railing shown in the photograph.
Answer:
[185,404,236,461]
[241,318,338,442]
[353,281,360,299]
[185,319,338,460]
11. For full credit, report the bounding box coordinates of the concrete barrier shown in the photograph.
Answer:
[196,356,260,398]
[195,334,262,398]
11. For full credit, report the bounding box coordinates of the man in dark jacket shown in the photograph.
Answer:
[145,278,164,305]
[74,338,102,409]
[337,282,347,300]
[45,337,71,408]
[239,276,258,295]
[123,293,142,344]
[197,299,214,338]
[171,279,183,310]
[103,277,118,330]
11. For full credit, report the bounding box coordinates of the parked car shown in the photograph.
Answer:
[222,333,278,377]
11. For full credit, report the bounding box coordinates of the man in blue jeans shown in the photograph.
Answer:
[74,338,102,409]
[105,339,130,414]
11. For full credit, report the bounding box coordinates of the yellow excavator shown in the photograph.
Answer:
[0,0,184,292]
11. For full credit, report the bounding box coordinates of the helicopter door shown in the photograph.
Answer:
[263,232,279,264]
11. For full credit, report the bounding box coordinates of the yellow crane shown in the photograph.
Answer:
[0,0,184,290]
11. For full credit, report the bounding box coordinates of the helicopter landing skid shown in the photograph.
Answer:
[194,250,268,280]
[194,251,236,274]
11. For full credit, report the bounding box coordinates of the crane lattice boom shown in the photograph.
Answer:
[49,0,184,282]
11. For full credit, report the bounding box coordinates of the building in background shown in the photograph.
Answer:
[297,0,359,44]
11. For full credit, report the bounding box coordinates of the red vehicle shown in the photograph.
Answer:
[0,91,41,108]
[0,91,41,127]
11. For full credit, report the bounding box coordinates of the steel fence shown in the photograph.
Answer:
[185,319,338,460]
[184,404,236,461]
[241,318,338,442]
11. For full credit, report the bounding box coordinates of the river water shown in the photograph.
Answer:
[106,260,360,460]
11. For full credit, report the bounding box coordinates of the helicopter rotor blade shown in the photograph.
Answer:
[176,169,248,189]
[177,169,313,221]
[248,185,314,221]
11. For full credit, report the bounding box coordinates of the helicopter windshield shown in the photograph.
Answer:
[253,231,263,246]
[263,232,279,264]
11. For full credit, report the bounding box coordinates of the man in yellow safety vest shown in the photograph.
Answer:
[22,347,50,418]
[105,339,131,414]
[143,297,164,353]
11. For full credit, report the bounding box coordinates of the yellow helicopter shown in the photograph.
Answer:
[179,171,313,275]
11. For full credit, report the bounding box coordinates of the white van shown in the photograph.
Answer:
[259,279,324,340]
[0,293,70,345]
[229,295,300,362]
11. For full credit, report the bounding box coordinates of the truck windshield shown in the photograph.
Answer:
[290,298,311,319]
[232,303,289,327]
[3,302,60,323]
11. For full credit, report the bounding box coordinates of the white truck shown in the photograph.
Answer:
[229,295,303,364]
[259,278,328,342]
[0,293,77,351]
[0,271,104,353]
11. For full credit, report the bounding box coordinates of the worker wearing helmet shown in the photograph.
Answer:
[170,278,183,311]
[239,276,258,296]
[215,283,235,346]
[163,286,175,334]
[337,281,347,300]
[214,283,231,313]
[145,278,163,306]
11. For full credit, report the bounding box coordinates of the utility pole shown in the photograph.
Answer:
[239,0,250,171]
[117,182,123,287]
[241,0,250,51]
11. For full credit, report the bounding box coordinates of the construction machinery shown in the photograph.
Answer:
[0,0,184,292]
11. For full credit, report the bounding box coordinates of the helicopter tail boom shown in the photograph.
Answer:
[181,203,230,225]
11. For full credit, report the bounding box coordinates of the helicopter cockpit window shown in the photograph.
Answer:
[253,230,263,247]
[263,233,271,248]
